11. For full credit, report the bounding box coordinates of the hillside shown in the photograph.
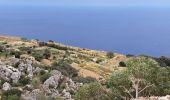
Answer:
[0,35,127,100]
[1,35,170,100]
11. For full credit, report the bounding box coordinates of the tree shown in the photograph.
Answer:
[108,56,170,99]
[108,71,132,100]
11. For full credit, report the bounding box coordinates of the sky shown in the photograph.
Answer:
[1,0,170,7]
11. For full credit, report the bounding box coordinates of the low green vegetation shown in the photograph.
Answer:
[72,76,97,84]
[52,61,78,78]
[106,52,114,59]
[31,49,51,61]
[19,76,31,86]
[1,89,22,100]
[74,56,170,100]
[74,82,113,100]
[40,72,51,83]
[107,56,170,99]
[1,36,170,100]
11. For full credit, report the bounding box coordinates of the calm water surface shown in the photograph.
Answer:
[1,6,170,57]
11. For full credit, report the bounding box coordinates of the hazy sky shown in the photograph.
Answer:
[1,0,170,7]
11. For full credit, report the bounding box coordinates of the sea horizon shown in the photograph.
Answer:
[1,6,170,57]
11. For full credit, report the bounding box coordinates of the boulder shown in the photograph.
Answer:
[2,82,11,91]
[0,65,21,83]
[61,89,72,100]
[44,70,63,88]
[18,59,34,79]
[65,78,80,93]
[21,89,42,100]
[43,70,63,94]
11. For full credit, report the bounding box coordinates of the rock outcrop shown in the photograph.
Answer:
[0,64,21,83]
[18,59,34,80]
[43,70,63,94]
[2,82,11,91]
[21,89,42,100]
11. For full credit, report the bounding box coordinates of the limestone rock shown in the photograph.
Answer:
[43,70,63,94]
[44,70,63,88]
[18,59,33,80]
[65,78,80,93]
[21,89,42,100]
[0,64,21,83]
[2,82,11,91]
[61,89,72,100]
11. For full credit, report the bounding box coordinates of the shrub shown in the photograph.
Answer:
[47,43,69,51]
[31,79,41,89]
[75,82,113,100]
[119,61,126,67]
[52,61,78,77]
[32,50,44,61]
[106,52,114,59]
[21,37,28,41]
[39,42,47,47]
[43,49,51,59]
[1,89,22,100]
[72,76,97,84]
[19,47,32,54]
[0,45,5,52]
[40,72,51,83]
[0,41,7,45]
[40,70,46,75]
[0,79,5,89]
[154,56,170,67]
[126,54,135,57]
[48,40,54,43]
[19,76,31,86]
[10,50,21,58]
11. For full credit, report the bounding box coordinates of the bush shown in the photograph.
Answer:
[119,61,126,67]
[126,54,135,57]
[52,61,78,78]
[0,79,5,89]
[40,70,46,75]
[0,45,5,52]
[19,47,32,54]
[48,40,54,43]
[75,82,113,100]
[72,76,97,84]
[106,52,114,59]
[31,79,41,89]
[32,50,44,61]
[19,76,31,86]
[39,42,47,47]
[43,49,51,59]
[154,56,170,67]
[40,72,51,83]
[10,50,21,58]
[1,89,22,100]
[47,43,69,51]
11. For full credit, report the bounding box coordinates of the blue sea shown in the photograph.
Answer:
[1,6,170,57]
